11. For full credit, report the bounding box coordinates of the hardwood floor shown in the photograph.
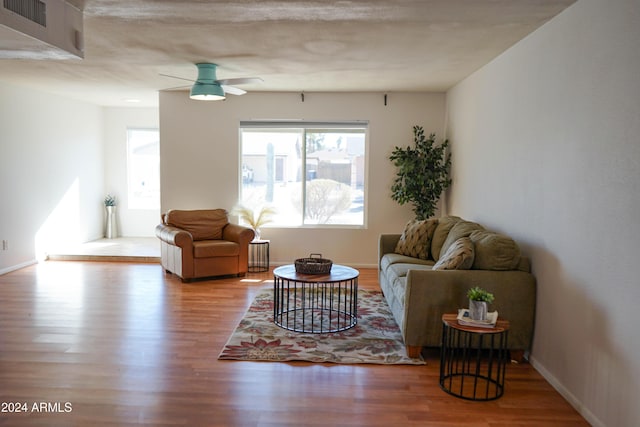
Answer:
[0,261,588,426]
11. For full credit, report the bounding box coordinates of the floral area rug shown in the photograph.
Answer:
[218,289,425,365]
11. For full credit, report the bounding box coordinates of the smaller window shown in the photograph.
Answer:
[127,129,160,209]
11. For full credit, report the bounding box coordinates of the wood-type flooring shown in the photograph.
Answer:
[0,261,589,426]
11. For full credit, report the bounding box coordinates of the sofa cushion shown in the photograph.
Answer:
[384,263,433,316]
[394,218,438,260]
[431,216,462,261]
[193,240,239,258]
[469,230,521,270]
[440,220,485,257]
[433,237,475,270]
[165,209,229,241]
[380,253,435,271]
[387,262,433,280]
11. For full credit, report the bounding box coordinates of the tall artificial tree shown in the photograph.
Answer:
[389,125,452,220]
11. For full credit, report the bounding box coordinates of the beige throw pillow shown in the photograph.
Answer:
[430,216,462,261]
[470,230,521,270]
[432,237,475,270]
[394,218,439,260]
[439,220,485,258]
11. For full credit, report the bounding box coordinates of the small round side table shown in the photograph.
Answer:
[248,240,270,273]
[439,313,510,401]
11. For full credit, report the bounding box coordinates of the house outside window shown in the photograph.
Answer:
[127,128,160,210]
[239,121,367,227]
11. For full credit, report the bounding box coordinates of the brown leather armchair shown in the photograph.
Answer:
[155,209,255,282]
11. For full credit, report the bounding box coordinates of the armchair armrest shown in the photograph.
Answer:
[222,223,255,245]
[222,224,255,275]
[155,224,193,248]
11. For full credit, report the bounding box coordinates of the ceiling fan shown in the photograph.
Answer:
[160,63,263,101]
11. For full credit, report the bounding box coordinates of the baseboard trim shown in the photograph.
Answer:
[0,259,38,276]
[46,254,160,263]
[529,355,604,427]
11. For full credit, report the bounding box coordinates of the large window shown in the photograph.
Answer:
[240,121,367,227]
[127,128,160,209]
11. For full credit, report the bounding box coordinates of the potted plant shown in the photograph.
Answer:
[389,125,452,220]
[104,194,117,239]
[467,286,495,321]
[232,204,276,240]
[104,194,116,207]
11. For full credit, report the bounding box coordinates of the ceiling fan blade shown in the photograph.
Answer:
[221,85,246,96]
[162,84,191,91]
[159,73,196,83]
[216,77,263,86]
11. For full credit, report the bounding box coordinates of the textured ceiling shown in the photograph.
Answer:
[0,0,576,107]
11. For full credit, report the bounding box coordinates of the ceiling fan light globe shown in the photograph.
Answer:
[190,93,226,101]
[190,82,225,101]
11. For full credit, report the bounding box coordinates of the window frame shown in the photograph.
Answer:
[239,120,369,229]
[126,127,160,210]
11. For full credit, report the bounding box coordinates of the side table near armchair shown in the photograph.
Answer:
[248,240,270,273]
[155,209,255,282]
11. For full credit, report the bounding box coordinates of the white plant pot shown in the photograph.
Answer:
[469,299,488,321]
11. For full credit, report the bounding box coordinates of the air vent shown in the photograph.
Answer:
[0,0,83,59]
[3,0,46,27]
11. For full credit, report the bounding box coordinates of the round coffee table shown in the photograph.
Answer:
[273,264,359,333]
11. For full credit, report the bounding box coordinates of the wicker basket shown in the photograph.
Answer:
[295,253,333,274]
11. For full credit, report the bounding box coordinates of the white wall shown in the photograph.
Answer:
[103,107,160,237]
[445,0,640,425]
[0,81,103,273]
[159,91,446,266]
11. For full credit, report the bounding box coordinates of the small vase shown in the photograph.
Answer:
[469,299,488,321]
[253,228,261,241]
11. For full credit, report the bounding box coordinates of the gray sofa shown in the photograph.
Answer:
[378,215,536,359]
